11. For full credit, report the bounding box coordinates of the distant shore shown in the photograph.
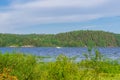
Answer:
[9,45,34,48]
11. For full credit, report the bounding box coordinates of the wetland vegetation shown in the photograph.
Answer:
[0,49,120,80]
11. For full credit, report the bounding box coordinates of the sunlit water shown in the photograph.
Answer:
[0,47,120,61]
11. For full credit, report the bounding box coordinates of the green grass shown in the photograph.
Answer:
[0,51,120,80]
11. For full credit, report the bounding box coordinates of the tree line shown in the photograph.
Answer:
[0,30,119,47]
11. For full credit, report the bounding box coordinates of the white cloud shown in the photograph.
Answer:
[14,0,109,9]
[0,0,119,33]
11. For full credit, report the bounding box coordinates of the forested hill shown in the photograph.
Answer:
[0,30,120,47]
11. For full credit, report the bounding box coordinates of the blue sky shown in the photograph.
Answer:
[0,0,120,34]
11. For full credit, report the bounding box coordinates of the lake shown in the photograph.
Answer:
[0,47,120,61]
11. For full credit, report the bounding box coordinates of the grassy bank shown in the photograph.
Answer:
[0,51,120,80]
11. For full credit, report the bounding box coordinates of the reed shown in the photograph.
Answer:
[0,51,120,80]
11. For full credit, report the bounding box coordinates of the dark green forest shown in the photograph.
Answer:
[0,30,120,47]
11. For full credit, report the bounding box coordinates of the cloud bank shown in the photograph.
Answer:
[0,0,120,33]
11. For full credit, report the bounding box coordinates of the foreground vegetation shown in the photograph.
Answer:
[0,50,120,80]
[0,30,120,47]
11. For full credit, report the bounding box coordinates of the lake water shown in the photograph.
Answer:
[0,47,120,61]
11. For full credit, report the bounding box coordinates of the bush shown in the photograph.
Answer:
[0,51,120,80]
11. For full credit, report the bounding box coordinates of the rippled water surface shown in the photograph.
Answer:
[0,47,120,60]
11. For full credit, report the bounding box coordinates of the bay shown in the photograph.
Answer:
[0,47,120,61]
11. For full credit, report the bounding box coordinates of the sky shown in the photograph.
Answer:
[0,0,120,34]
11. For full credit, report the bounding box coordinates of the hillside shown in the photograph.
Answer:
[114,34,120,46]
[0,30,119,47]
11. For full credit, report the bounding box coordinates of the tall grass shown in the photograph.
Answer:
[0,51,120,80]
